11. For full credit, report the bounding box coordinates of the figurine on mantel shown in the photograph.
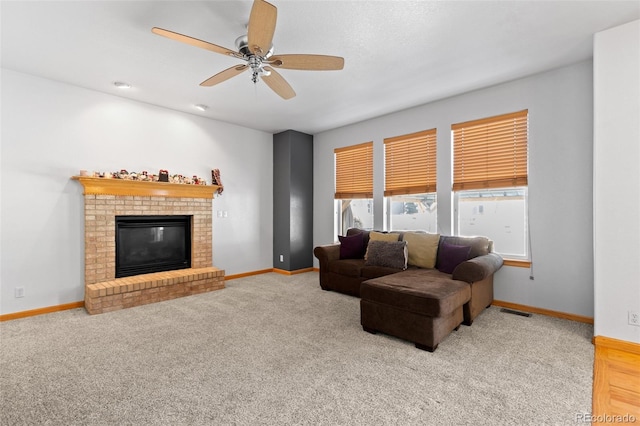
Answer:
[211,169,224,196]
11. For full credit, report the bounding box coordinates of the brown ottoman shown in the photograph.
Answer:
[360,269,471,352]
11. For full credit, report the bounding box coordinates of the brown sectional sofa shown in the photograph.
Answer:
[313,228,504,351]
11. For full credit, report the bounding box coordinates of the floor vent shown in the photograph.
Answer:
[500,308,532,317]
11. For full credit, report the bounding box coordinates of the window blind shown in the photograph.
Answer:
[384,129,437,196]
[334,142,373,199]
[452,110,528,191]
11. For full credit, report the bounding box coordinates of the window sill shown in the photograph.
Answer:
[502,259,531,268]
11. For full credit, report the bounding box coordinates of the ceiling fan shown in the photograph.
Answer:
[152,0,344,100]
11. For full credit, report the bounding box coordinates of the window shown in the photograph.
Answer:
[335,142,374,236]
[384,129,437,231]
[452,110,529,259]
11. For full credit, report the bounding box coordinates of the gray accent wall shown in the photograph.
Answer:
[273,130,314,271]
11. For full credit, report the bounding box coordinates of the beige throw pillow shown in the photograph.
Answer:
[402,232,440,269]
[365,231,399,259]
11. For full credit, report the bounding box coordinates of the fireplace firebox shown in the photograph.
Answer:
[115,215,191,278]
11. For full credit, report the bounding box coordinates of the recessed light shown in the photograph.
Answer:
[194,104,209,112]
[113,81,131,89]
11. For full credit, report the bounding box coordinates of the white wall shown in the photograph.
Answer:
[593,20,640,343]
[314,61,595,318]
[0,69,273,315]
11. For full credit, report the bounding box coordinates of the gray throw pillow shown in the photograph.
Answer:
[364,240,408,270]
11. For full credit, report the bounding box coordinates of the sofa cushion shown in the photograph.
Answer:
[361,269,471,317]
[402,232,440,269]
[361,265,403,279]
[327,259,365,278]
[437,242,471,274]
[369,231,400,242]
[364,240,408,270]
[365,231,400,259]
[440,235,491,259]
[347,228,370,245]
[338,233,365,259]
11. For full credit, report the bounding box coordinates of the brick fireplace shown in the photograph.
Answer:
[73,177,225,314]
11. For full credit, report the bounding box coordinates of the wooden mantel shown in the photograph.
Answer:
[72,176,220,199]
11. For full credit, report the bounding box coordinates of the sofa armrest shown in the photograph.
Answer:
[314,244,341,291]
[452,253,503,283]
[314,244,341,264]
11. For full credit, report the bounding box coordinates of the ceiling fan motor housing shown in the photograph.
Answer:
[235,35,273,59]
[236,35,274,82]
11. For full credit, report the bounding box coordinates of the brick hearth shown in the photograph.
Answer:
[73,177,225,314]
[84,267,224,314]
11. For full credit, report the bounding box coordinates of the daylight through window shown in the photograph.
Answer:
[452,110,529,258]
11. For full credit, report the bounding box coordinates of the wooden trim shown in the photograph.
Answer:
[492,300,594,324]
[594,336,640,355]
[72,176,220,199]
[273,267,315,275]
[334,141,373,153]
[593,336,640,423]
[502,259,532,268]
[225,269,274,280]
[227,268,317,280]
[451,109,529,130]
[0,301,84,322]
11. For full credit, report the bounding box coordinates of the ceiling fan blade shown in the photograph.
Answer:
[247,0,277,56]
[269,54,345,71]
[261,66,295,100]
[152,27,239,58]
[200,65,248,87]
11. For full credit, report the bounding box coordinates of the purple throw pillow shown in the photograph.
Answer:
[339,232,365,259]
[437,242,471,274]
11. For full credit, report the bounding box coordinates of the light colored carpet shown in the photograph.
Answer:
[1,272,593,425]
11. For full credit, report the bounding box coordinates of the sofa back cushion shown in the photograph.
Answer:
[347,228,370,247]
[402,232,440,269]
[369,230,400,242]
[439,235,491,259]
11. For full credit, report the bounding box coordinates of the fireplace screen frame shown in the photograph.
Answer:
[115,215,192,278]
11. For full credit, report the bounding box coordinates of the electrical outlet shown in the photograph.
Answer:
[279,254,284,262]
[629,311,640,327]
[15,287,25,298]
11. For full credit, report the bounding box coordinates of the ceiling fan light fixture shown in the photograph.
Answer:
[113,81,131,89]
[194,104,209,112]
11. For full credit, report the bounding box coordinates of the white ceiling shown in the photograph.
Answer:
[2,1,638,134]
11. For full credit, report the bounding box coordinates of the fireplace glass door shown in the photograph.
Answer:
[115,215,191,278]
